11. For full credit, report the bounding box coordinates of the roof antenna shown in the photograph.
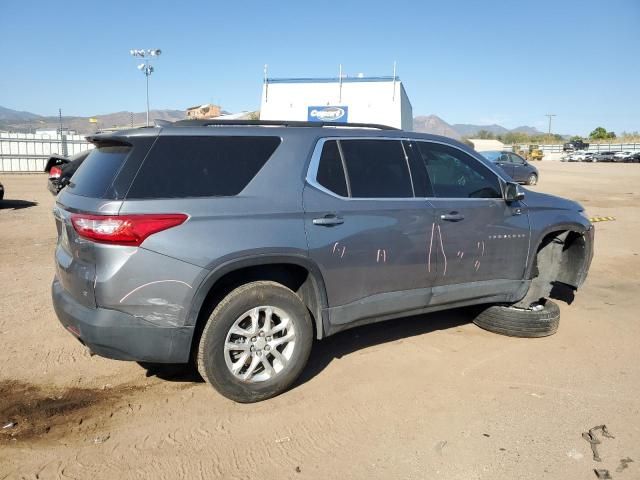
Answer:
[392,61,397,102]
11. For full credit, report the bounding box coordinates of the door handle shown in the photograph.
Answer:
[440,212,465,222]
[313,215,344,226]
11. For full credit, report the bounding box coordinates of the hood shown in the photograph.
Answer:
[522,190,583,212]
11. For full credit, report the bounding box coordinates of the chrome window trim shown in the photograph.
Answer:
[305,136,507,201]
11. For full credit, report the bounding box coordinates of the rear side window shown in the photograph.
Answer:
[316,140,348,197]
[416,142,502,199]
[340,139,413,198]
[67,145,130,198]
[127,136,281,198]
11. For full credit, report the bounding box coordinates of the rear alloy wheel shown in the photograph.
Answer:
[197,281,313,402]
[527,173,538,186]
[472,299,560,338]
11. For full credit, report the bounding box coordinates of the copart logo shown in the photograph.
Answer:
[307,106,348,122]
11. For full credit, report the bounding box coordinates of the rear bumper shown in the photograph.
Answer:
[52,278,194,363]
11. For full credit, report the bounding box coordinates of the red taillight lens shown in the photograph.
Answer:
[50,166,62,178]
[70,213,188,246]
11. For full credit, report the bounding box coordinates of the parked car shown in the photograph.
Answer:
[627,152,640,163]
[44,150,91,195]
[563,140,589,152]
[51,120,594,402]
[566,150,592,162]
[480,150,539,185]
[592,151,616,162]
[0,179,4,200]
[613,151,633,162]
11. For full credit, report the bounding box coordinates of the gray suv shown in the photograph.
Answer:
[52,120,594,402]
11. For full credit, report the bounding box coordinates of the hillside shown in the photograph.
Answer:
[0,105,547,139]
[0,106,185,134]
[412,115,462,139]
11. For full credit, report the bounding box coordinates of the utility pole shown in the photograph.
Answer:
[545,114,556,145]
[58,108,68,156]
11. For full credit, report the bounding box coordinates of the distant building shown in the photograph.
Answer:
[186,104,222,120]
[260,76,413,130]
[468,139,505,151]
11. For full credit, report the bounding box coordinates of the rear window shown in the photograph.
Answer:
[67,145,131,198]
[127,136,281,199]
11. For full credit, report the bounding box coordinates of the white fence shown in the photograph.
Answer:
[0,133,93,172]
[523,143,640,154]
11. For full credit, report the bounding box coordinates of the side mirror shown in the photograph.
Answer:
[504,182,525,203]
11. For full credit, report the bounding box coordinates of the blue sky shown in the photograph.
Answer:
[1,0,638,135]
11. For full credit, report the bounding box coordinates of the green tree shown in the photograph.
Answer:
[570,135,584,142]
[589,127,615,140]
[504,132,531,144]
[476,129,495,139]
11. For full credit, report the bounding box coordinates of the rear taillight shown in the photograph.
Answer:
[50,166,62,178]
[70,213,188,246]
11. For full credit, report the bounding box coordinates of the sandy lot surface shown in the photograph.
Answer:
[1,163,639,479]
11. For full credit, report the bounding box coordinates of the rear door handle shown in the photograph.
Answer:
[440,212,465,222]
[313,215,344,226]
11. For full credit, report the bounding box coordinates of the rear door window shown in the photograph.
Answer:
[339,139,413,198]
[67,145,131,198]
[127,136,281,198]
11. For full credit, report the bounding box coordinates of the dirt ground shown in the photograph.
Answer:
[1,163,639,480]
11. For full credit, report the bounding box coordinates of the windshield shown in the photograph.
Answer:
[480,151,502,162]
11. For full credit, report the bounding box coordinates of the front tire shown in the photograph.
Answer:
[473,299,560,338]
[197,281,313,403]
[526,173,538,186]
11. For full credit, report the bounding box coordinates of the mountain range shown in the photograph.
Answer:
[0,106,185,134]
[0,106,543,138]
[412,115,543,139]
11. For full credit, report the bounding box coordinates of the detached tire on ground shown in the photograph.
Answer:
[472,299,560,338]
[197,281,313,403]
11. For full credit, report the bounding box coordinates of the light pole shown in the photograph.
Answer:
[130,49,161,126]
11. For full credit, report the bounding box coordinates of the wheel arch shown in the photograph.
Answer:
[517,223,593,307]
[186,255,329,357]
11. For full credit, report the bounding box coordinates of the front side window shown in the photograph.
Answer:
[509,153,525,164]
[415,142,502,199]
[340,139,413,198]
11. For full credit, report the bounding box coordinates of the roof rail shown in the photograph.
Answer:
[169,119,399,130]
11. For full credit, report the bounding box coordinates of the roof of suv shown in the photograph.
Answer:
[87,119,468,147]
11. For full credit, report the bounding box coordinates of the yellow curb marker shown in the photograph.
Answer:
[589,216,616,223]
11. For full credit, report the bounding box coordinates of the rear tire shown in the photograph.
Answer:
[197,281,313,403]
[473,299,560,338]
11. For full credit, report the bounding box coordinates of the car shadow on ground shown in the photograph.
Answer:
[294,307,474,389]
[141,307,477,389]
[0,199,38,210]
